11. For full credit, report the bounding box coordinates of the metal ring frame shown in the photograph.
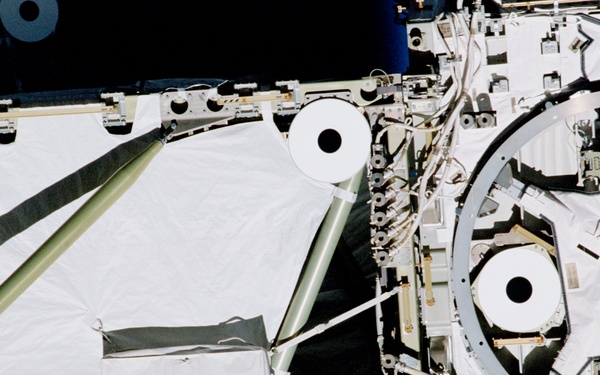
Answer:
[452,86,600,374]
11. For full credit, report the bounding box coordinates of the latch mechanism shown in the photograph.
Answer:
[0,99,17,144]
[100,93,131,134]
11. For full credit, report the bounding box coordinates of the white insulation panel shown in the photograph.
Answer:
[0,95,334,374]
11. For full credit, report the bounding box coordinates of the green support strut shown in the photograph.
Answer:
[0,139,163,315]
[271,169,363,372]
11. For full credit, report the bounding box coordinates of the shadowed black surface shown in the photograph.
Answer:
[289,171,380,375]
[0,0,407,95]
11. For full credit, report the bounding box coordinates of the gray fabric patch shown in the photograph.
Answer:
[102,315,269,355]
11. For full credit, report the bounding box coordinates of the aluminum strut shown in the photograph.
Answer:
[271,170,363,372]
[0,139,163,315]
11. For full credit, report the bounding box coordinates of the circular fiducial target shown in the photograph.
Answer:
[0,0,58,42]
[288,98,371,183]
[474,245,562,333]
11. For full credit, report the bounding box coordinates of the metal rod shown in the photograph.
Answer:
[401,281,413,333]
[273,285,401,354]
[423,255,435,306]
[271,170,363,372]
[216,92,291,105]
[513,224,556,256]
[493,337,544,347]
[0,106,116,120]
[0,139,163,315]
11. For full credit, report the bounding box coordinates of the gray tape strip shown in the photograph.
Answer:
[102,315,269,355]
[0,128,161,247]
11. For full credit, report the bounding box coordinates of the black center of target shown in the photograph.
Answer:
[317,128,342,154]
[506,276,533,304]
[20,1,40,22]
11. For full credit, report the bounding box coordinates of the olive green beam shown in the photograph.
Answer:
[0,140,163,316]
[271,170,363,372]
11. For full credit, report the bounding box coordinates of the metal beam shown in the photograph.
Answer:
[0,139,163,315]
[271,170,363,372]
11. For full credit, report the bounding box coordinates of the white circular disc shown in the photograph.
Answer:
[0,0,59,42]
[288,98,371,183]
[476,247,562,332]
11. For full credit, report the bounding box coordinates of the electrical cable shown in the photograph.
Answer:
[389,11,480,255]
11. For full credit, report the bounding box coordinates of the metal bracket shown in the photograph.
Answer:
[275,80,302,116]
[304,90,352,105]
[402,75,442,100]
[221,83,262,119]
[0,100,16,132]
[0,99,17,144]
[494,226,534,248]
[160,88,235,136]
[100,93,129,133]
[299,78,382,107]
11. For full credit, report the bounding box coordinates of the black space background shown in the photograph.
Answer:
[0,1,408,374]
[0,0,408,95]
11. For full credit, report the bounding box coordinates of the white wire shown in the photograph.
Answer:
[390,132,415,171]
[375,117,444,145]
[375,117,413,141]
[448,15,460,56]
[451,13,469,53]
[389,11,479,254]
[374,11,479,254]
[370,68,391,84]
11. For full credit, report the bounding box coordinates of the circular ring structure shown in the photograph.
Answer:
[475,246,562,332]
[0,0,59,42]
[288,98,371,183]
[453,87,600,375]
